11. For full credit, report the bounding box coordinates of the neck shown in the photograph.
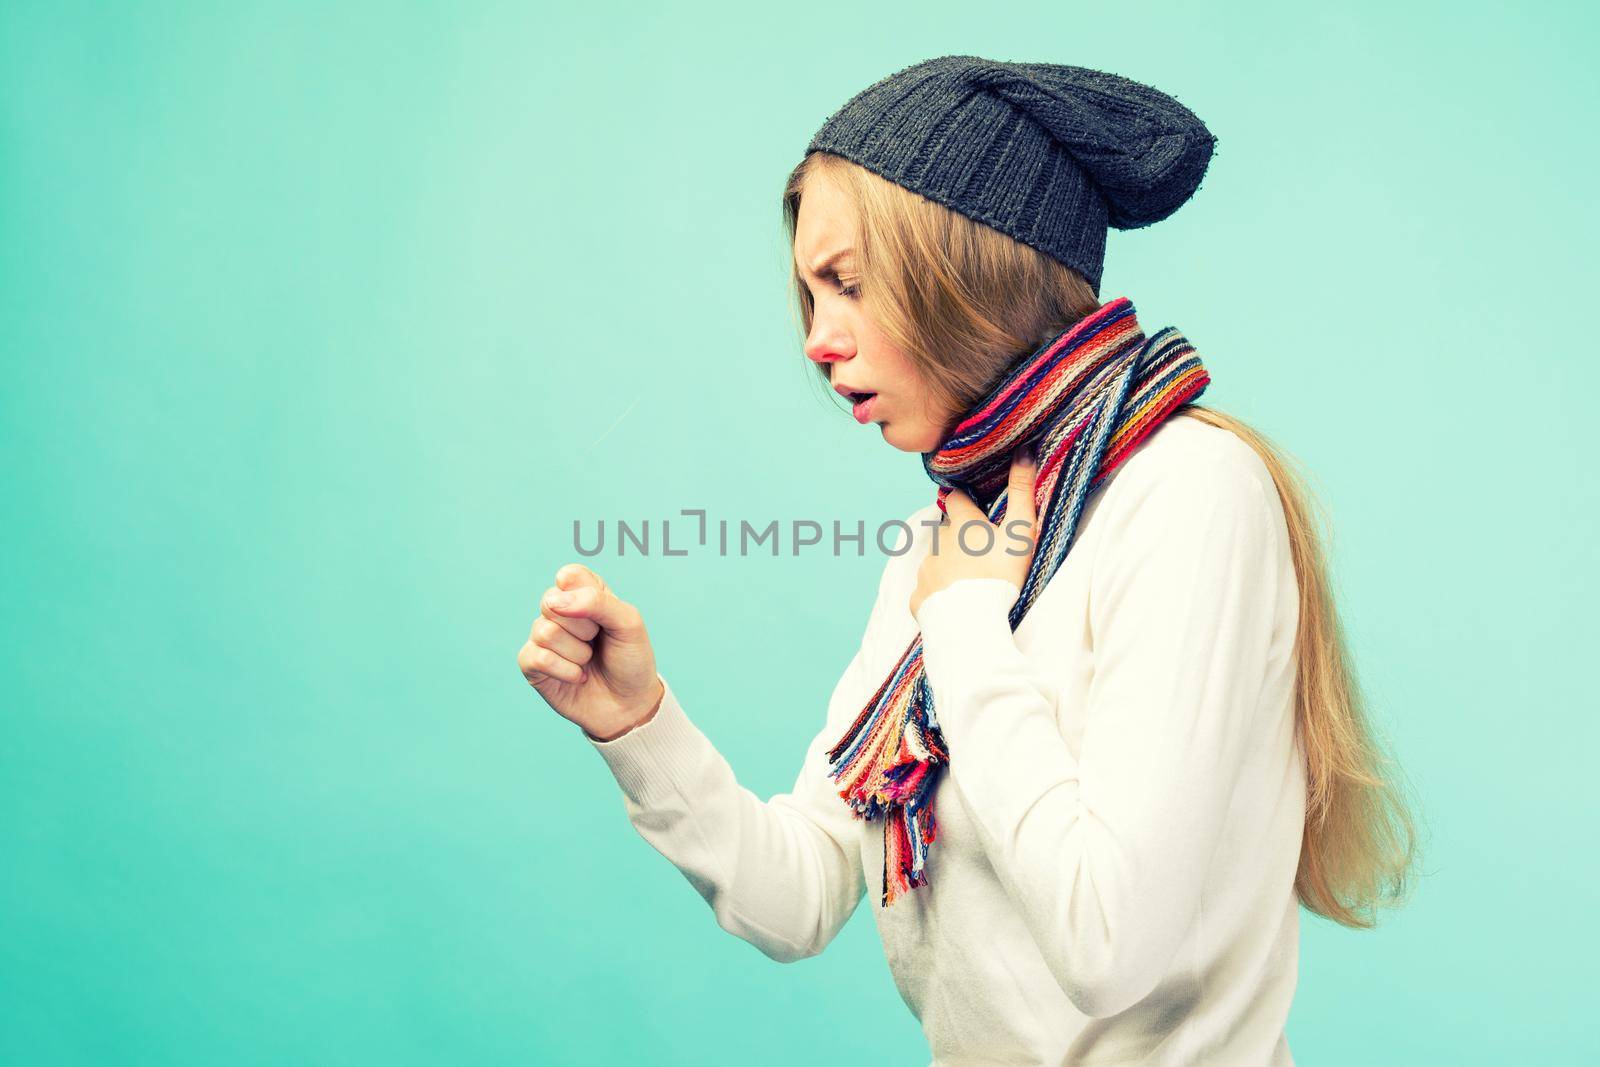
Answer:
[923,296,1147,509]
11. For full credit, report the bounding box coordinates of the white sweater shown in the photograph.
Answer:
[586,414,1306,1066]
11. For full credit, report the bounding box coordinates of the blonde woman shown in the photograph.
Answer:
[519,56,1415,1065]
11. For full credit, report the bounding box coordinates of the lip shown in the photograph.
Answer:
[834,382,879,423]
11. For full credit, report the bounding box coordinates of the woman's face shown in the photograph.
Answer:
[794,170,958,453]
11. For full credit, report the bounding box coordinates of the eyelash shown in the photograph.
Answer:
[817,269,860,299]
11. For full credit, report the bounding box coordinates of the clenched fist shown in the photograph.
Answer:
[518,563,665,742]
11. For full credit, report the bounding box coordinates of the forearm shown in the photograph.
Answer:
[588,673,865,962]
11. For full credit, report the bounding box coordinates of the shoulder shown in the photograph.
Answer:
[1082,412,1292,583]
[1119,411,1274,490]
[883,413,1280,554]
[1098,411,1279,517]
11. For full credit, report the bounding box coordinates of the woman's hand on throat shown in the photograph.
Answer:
[911,447,1039,620]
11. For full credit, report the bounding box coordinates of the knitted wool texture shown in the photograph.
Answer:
[805,55,1217,292]
[825,296,1211,906]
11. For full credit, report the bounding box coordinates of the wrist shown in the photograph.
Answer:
[585,677,665,742]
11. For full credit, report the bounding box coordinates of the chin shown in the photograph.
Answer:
[881,421,942,453]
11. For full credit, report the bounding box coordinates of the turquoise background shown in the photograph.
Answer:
[4,2,1595,1063]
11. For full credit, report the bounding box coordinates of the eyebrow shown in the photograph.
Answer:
[798,247,856,280]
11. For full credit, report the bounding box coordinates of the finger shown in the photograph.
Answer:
[547,564,612,638]
[1006,447,1039,535]
[940,489,997,555]
[943,487,984,522]
[555,562,608,595]
[518,640,586,685]
[545,583,644,638]
[933,490,967,553]
[532,616,594,667]
[539,587,600,641]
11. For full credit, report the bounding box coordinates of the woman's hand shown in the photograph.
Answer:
[518,563,665,741]
[910,447,1039,619]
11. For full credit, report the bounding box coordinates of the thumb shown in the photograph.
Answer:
[547,579,643,638]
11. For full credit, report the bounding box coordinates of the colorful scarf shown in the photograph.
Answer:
[825,296,1211,907]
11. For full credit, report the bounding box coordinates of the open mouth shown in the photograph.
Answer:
[847,391,879,424]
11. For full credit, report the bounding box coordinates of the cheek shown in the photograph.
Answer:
[892,366,946,421]
[871,345,925,399]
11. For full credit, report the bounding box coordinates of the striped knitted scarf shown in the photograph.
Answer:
[825,295,1211,907]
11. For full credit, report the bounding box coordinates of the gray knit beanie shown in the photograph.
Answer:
[804,55,1217,293]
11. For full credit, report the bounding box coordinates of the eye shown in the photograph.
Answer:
[804,264,861,301]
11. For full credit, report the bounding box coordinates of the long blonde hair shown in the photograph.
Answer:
[783,151,1418,928]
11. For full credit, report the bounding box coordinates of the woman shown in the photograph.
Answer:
[518,56,1415,1065]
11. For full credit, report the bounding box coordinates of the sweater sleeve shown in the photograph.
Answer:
[912,456,1287,1018]
[583,564,896,963]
